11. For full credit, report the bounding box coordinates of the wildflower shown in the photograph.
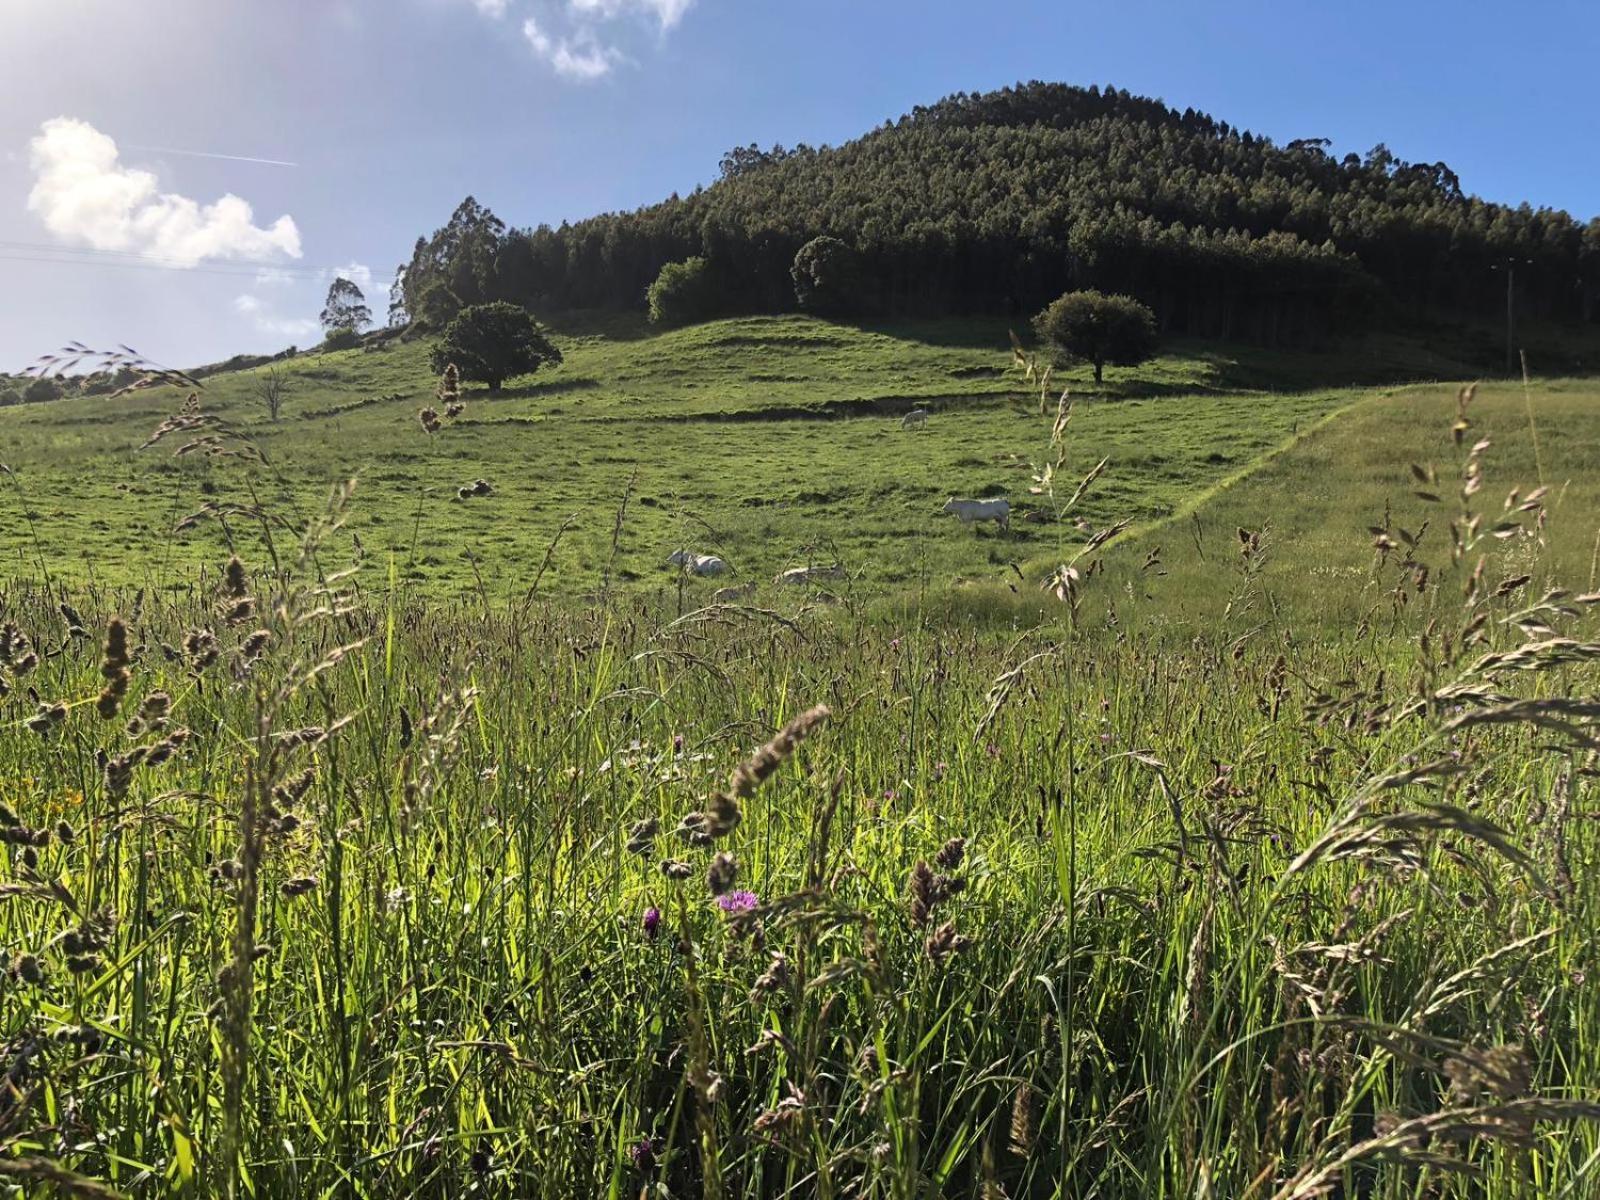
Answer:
[984,742,1000,759]
[642,906,661,939]
[629,1136,659,1173]
[717,890,759,914]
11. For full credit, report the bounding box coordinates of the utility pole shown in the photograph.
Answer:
[1493,256,1532,377]
[1505,258,1515,376]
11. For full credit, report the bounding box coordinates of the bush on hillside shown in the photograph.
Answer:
[429,301,562,391]
[0,387,20,407]
[321,328,363,353]
[1033,290,1159,383]
[23,377,63,404]
[792,236,867,317]
[646,257,721,327]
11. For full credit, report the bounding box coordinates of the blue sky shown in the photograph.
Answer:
[1,0,1596,370]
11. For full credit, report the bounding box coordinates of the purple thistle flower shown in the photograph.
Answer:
[629,1135,659,1173]
[716,890,759,914]
[642,906,661,939]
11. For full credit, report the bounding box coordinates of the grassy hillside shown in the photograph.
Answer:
[1085,379,1600,636]
[2,313,1571,619]
[3,317,1600,1196]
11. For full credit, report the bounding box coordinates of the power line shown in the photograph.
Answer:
[0,240,394,280]
[0,248,396,287]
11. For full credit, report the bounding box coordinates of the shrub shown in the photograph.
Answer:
[321,327,363,353]
[646,257,721,327]
[429,301,562,391]
[23,377,63,404]
[1033,289,1158,383]
[792,236,866,317]
[0,387,20,407]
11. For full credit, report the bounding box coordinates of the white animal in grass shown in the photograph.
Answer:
[774,564,847,586]
[941,497,1010,531]
[713,582,757,602]
[667,550,730,577]
[900,408,930,430]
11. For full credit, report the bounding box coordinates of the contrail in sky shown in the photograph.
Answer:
[124,144,299,168]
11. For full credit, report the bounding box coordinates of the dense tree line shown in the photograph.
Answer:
[399,82,1600,346]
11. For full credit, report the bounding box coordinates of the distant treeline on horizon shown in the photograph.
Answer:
[387,81,1600,347]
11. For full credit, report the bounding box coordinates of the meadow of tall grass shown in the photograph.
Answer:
[0,351,1595,1198]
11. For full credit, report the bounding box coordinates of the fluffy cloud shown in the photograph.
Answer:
[27,118,302,267]
[330,262,374,291]
[234,294,319,341]
[523,16,621,80]
[567,0,693,31]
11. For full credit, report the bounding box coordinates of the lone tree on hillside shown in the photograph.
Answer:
[646,257,720,327]
[429,302,562,391]
[254,366,289,422]
[792,236,866,317]
[320,277,372,335]
[1032,290,1159,384]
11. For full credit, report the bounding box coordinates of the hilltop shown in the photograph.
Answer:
[396,82,1600,360]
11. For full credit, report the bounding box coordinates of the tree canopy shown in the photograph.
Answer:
[646,257,721,327]
[320,278,371,334]
[1034,290,1159,382]
[394,82,1600,347]
[429,302,562,391]
[792,236,866,317]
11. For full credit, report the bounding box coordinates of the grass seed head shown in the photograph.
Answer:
[706,851,738,896]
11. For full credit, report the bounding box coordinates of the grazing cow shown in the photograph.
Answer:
[713,582,758,602]
[667,550,730,577]
[900,408,930,430]
[942,497,1010,531]
[774,564,846,586]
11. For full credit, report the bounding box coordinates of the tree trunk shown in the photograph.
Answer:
[1093,359,1104,384]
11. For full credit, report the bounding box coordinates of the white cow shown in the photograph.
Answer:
[667,550,730,577]
[942,497,1010,531]
[774,564,846,586]
[713,582,758,602]
[900,408,930,430]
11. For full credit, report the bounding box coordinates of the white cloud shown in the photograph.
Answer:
[330,262,374,291]
[568,0,693,30]
[27,118,302,267]
[523,16,621,80]
[254,266,297,288]
[234,293,319,341]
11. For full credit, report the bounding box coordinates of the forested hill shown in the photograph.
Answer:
[397,81,1600,346]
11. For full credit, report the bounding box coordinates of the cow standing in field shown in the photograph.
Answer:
[942,497,1010,532]
[900,408,930,430]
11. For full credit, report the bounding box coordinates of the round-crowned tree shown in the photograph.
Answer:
[429,302,562,391]
[1033,290,1158,383]
[791,236,865,317]
[646,257,720,327]
[23,377,63,404]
